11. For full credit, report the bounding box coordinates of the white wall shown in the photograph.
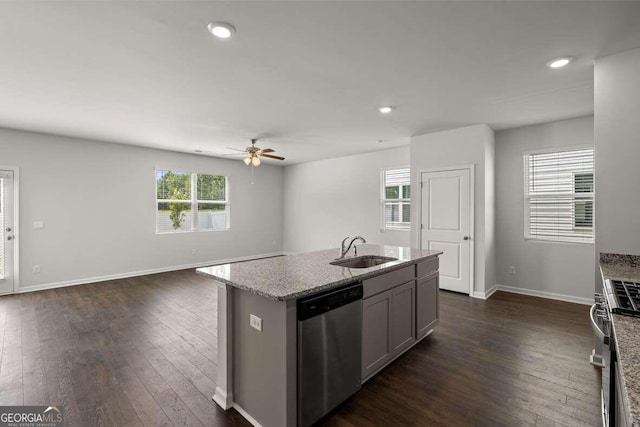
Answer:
[410,124,495,297]
[595,48,640,281]
[483,126,496,299]
[494,116,595,302]
[283,147,410,254]
[0,127,284,291]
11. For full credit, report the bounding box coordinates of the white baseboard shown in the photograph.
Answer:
[212,387,234,410]
[472,285,498,300]
[493,284,594,305]
[232,403,263,427]
[18,251,285,294]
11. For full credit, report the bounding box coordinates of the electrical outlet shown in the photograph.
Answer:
[33,265,41,274]
[33,221,44,230]
[250,314,262,331]
[191,248,197,255]
[508,266,516,275]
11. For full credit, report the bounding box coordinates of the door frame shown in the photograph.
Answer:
[416,164,475,296]
[0,166,20,294]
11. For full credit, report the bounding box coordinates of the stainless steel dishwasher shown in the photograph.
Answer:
[297,282,363,427]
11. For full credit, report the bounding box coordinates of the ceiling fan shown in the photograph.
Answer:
[225,139,285,167]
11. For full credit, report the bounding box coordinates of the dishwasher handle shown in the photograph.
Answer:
[298,283,363,321]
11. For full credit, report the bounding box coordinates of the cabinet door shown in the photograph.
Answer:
[362,289,393,380]
[416,273,439,340]
[392,281,416,354]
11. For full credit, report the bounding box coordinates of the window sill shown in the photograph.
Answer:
[380,228,410,233]
[156,228,230,235]
[524,237,594,246]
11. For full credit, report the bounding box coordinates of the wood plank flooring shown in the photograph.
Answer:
[0,270,600,426]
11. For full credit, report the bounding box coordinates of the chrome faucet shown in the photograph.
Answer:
[336,236,366,259]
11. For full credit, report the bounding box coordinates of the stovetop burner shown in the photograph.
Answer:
[605,279,640,317]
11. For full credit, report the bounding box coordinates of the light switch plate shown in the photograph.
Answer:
[250,314,262,331]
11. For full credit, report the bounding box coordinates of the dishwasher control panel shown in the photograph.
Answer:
[297,283,363,321]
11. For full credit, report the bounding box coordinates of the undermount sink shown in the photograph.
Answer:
[330,255,398,268]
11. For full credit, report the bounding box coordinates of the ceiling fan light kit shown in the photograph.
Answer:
[229,138,285,168]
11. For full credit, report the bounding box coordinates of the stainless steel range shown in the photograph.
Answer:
[604,279,640,316]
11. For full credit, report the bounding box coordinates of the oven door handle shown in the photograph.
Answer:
[590,304,606,337]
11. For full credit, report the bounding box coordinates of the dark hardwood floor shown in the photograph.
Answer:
[0,270,249,427]
[325,291,601,427]
[0,270,600,426]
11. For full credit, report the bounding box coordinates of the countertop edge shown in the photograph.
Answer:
[196,251,441,301]
[609,312,636,426]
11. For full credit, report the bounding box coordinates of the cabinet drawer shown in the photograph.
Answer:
[363,265,415,299]
[416,257,439,280]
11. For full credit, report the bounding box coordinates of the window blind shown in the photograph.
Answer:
[524,148,594,243]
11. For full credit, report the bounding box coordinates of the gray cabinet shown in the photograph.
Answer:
[392,281,415,353]
[362,280,416,379]
[362,258,440,382]
[362,289,393,379]
[416,272,439,340]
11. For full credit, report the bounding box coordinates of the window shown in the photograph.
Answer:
[382,168,410,230]
[524,148,594,243]
[156,170,229,233]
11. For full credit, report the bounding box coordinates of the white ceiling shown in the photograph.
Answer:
[1,1,639,164]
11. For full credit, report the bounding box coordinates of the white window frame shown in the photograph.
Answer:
[155,169,230,234]
[523,146,594,244]
[381,167,411,231]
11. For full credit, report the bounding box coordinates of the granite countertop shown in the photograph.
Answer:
[196,244,442,301]
[600,253,640,424]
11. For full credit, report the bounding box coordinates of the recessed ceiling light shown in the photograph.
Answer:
[208,22,235,39]
[378,106,393,114]
[547,57,573,68]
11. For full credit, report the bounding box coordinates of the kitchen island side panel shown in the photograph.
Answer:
[232,288,296,427]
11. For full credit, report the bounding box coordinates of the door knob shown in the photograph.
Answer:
[463,236,470,240]
[5,227,10,232]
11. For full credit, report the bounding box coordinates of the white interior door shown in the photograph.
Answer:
[0,170,15,295]
[420,168,472,294]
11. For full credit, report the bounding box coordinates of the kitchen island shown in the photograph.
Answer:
[197,244,441,427]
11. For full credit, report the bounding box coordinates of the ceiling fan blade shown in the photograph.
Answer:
[258,148,274,154]
[260,153,285,160]
[225,147,247,152]
[219,152,246,157]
